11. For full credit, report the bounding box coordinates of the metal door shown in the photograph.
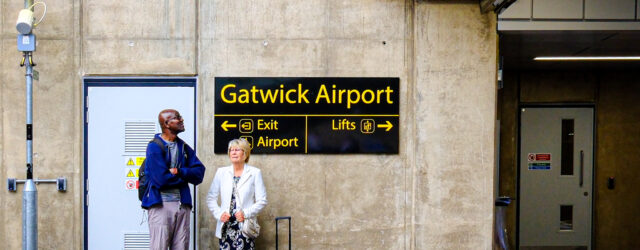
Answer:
[519,107,593,249]
[84,78,196,250]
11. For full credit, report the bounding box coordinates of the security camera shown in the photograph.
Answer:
[16,9,34,35]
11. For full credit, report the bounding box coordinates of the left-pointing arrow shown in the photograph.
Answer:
[221,120,237,131]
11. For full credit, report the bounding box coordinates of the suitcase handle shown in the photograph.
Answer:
[275,216,291,250]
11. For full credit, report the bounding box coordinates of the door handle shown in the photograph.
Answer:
[579,150,584,187]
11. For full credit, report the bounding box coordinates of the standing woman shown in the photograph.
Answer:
[207,138,267,249]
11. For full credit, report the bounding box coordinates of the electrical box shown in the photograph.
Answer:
[57,178,67,192]
[17,34,36,52]
[7,178,17,192]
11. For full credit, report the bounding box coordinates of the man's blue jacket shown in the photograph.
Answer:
[141,133,205,209]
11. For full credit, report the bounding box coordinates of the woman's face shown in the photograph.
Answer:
[228,147,245,164]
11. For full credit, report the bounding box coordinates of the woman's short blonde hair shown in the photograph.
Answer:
[228,138,251,163]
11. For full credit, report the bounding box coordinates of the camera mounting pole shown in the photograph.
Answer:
[7,1,66,250]
[20,1,38,249]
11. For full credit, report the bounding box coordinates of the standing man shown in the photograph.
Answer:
[141,109,206,250]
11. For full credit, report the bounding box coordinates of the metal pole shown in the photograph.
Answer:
[20,1,37,249]
[25,0,34,10]
[23,47,37,250]
[26,53,33,180]
[22,179,37,250]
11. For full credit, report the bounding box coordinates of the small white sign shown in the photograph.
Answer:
[125,180,137,190]
[527,153,535,162]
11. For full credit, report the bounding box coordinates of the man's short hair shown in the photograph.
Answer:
[158,109,176,126]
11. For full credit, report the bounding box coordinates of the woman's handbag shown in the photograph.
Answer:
[234,180,260,238]
[241,217,261,238]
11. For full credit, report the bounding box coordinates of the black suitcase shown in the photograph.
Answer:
[275,216,291,250]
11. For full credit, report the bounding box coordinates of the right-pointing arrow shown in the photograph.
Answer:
[221,120,237,131]
[377,120,393,132]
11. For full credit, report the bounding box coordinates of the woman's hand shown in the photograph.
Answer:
[220,212,231,223]
[234,210,245,222]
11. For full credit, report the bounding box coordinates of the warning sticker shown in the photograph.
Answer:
[124,157,145,167]
[136,157,145,166]
[125,180,137,190]
[535,153,551,161]
[124,168,139,178]
[529,163,551,170]
[527,153,551,162]
[126,158,135,166]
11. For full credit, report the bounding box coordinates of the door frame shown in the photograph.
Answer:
[516,103,596,249]
[82,77,198,250]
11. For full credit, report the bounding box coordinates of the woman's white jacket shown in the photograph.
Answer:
[207,164,267,239]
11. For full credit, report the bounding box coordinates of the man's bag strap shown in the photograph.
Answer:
[150,137,167,159]
[150,137,189,169]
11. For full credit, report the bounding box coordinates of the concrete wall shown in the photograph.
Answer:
[498,70,640,249]
[413,2,496,248]
[0,1,497,249]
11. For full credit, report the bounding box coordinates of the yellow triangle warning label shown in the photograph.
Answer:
[126,169,135,178]
[126,158,135,166]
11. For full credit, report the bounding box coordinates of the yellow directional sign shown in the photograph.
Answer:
[221,120,237,131]
[214,77,399,154]
[377,120,393,131]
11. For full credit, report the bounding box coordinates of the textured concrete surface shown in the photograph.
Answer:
[1,0,498,249]
[1,3,6,245]
[414,2,496,249]
[82,0,196,75]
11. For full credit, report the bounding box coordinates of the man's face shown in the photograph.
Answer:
[165,111,185,133]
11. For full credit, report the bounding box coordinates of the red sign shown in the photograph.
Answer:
[125,180,136,190]
[536,154,551,161]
